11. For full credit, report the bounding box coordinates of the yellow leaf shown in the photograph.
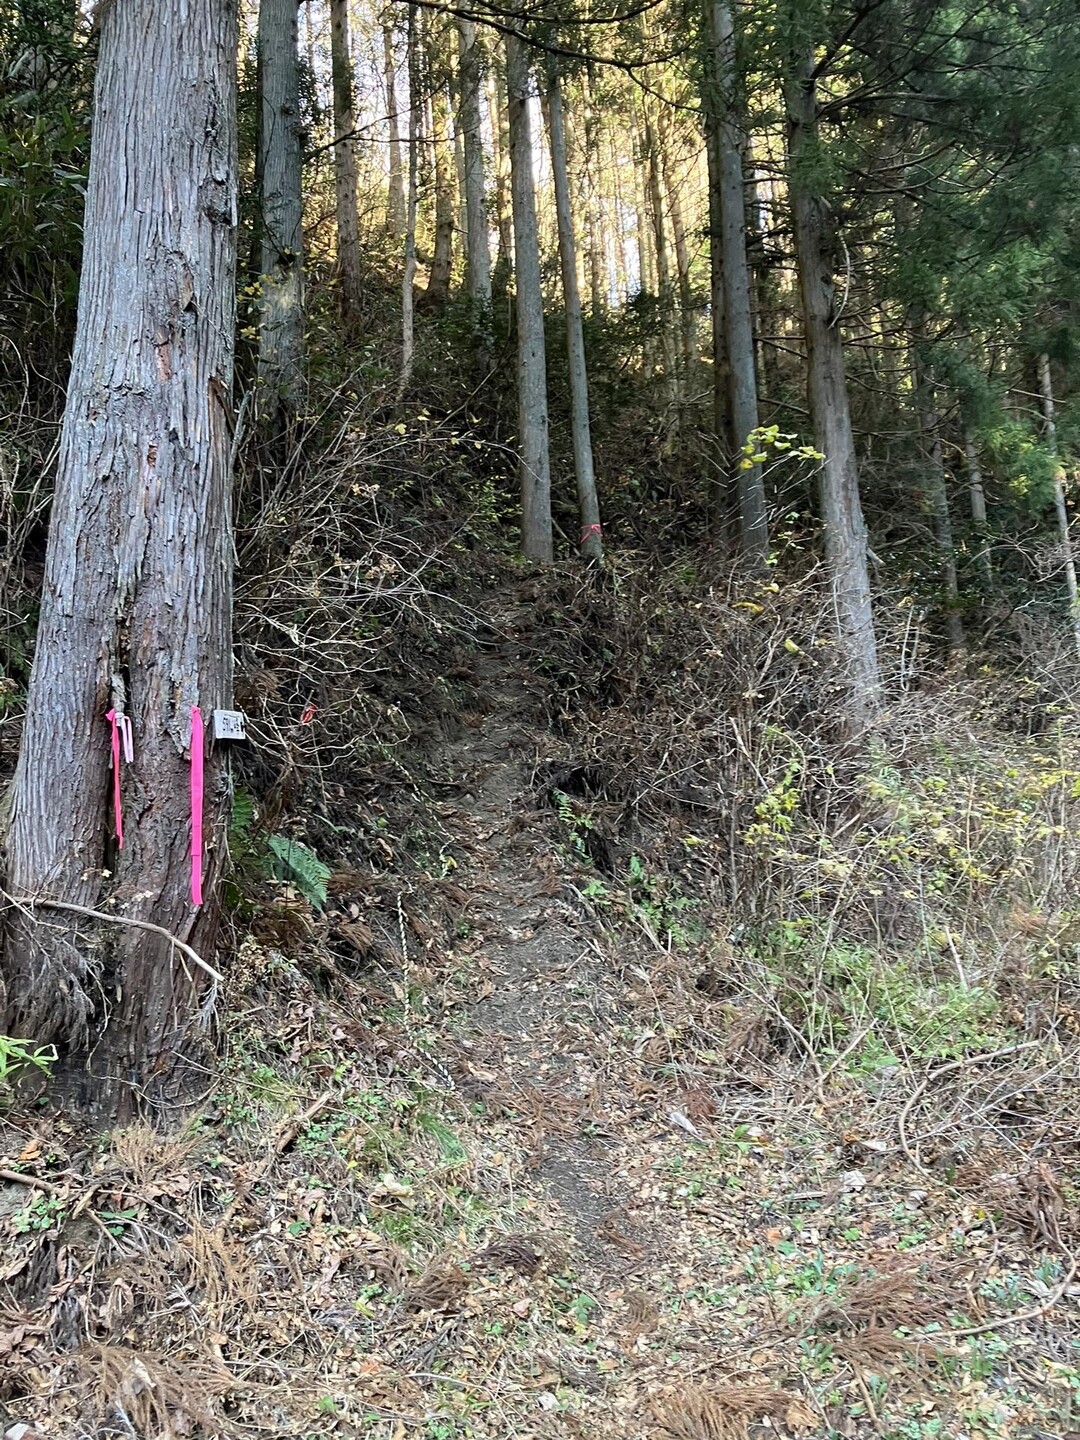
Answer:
[783,638,801,654]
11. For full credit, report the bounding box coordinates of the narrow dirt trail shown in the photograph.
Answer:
[423,596,643,1277]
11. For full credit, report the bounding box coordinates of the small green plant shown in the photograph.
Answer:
[552,787,594,860]
[96,1206,139,1238]
[625,853,702,947]
[0,1034,56,1096]
[12,1192,66,1234]
[268,834,332,909]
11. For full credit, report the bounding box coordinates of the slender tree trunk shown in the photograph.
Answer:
[506,32,552,561]
[607,134,631,301]
[661,135,699,381]
[486,69,513,294]
[786,52,880,723]
[397,1,419,403]
[2,0,238,1116]
[910,336,964,653]
[330,0,363,330]
[457,16,492,341]
[1037,351,1080,659]
[257,0,305,436]
[704,94,733,528]
[963,423,994,590]
[641,101,679,406]
[453,119,468,250]
[749,163,779,404]
[545,72,603,560]
[425,72,455,306]
[383,21,406,242]
[704,0,766,559]
[582,76,606,313]
[634,178,655,294]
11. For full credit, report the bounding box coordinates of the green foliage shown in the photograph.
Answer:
[552,786,593,860]
[0,1033,55,1097]
[0,1,92,370]
[11,1191,65,1233]
[267,834,332,909]
[226,790,332,913]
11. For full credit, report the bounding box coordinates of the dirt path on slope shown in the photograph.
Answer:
[424,597,646,1276]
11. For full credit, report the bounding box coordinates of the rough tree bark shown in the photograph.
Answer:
[329,0,363,330]
[457,15,492,338]
[786,50,881,723]
[383,20,406,242]
[256,0,305,435]
[545,71,603,560]
[703,0,766,560]
[506,32,552,561]
[1,0,238,1116]
[1037,352,1080,660]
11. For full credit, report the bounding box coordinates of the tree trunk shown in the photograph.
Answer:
[703,89,733,529]
[506,32,552,561]
[545,72,603,560]
[424,71,455,306]
[704,0,766,560]
[608,131,634,302]
[457,16,492,341]
[634,180,655,295]
[256,0,305,436]
[640,102,679,407]
[329,0,362,331]
[397,1,419,404]
[486,69,513,295]
[661,134,699,382]
[963,423,994,590]
[383,21,406,242]
[1037,351,1080,660]
[910,336,964,653]
[786,52,881,723]
[2,0,238,1117]
[582,76,606,313]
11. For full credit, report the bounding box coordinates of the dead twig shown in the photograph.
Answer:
[936,1253,1079,1339]
[0,1168,60,1194]
[1,891,223,985]
[897,1041,1039,1174]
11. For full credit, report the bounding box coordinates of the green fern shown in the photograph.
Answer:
[268,834,331,910]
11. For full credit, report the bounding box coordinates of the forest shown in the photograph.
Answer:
[0,0,1079,1436]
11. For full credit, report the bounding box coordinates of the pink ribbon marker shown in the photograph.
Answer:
[105,708,124,848]
[190,705,205,907]
[580,522,603,546]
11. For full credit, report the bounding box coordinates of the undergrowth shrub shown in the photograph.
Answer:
[526,555,1080,1064]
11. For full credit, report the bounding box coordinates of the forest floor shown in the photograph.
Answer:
[2,581,1080,1440]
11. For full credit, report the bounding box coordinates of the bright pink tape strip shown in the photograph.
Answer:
[190,705,204,907]
[105,708,123,848]
[580,522,603,545]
